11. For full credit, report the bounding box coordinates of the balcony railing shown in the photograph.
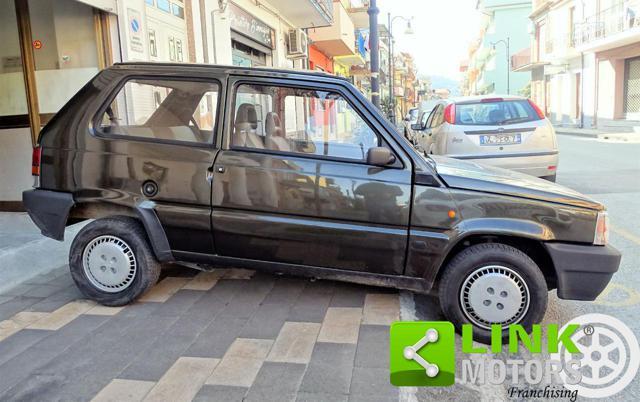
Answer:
[511,48,531,71]
[573,0,640,47]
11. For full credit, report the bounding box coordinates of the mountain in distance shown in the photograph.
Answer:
[424,75,461,96]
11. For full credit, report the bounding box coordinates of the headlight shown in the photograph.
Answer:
[594,211,609,245]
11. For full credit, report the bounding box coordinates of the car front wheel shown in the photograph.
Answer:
[438,243,548,344]
[69,216,161,306]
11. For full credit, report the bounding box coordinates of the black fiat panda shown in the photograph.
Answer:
[23,63,620,341]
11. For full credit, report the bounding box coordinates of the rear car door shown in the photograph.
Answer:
[211,77,412,275]
[93,74,224,255]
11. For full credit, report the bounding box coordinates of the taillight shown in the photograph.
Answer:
[528,99,545,119]
[32,146,41,176]
[444,104,456,124]
[594,211,609,245]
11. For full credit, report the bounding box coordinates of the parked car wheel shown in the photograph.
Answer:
[69,217,161,306]
[438,243,548,343]
[541,174,557,182]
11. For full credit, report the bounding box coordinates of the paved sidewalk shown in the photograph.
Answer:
[554,126,640,141]
[0,264,401,402]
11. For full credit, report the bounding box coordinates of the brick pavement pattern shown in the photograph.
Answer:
[0,265,400,401]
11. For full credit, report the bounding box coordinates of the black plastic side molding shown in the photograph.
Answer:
[22,189,74,241]
[135,200,174,263]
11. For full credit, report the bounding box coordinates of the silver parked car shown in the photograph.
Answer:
[414,95,559,181]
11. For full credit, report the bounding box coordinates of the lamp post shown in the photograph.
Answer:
[387,14,413,125]
[368,0,380,108]
[490,37,510,95]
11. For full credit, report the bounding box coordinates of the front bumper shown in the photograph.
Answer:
[545,243,621,301]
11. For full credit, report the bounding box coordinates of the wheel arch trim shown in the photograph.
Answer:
[135,200,174,263]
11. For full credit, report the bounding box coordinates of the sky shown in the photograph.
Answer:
[377,0,482,82]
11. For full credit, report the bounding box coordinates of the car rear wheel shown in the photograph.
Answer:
[438,243,548,344]
[69,217,161,306]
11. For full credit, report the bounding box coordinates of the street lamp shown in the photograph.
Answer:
[387,14,413,125]
[490,37,510,95]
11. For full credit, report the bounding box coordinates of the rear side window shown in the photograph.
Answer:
[455,100,541,126]
[98,78,220,145]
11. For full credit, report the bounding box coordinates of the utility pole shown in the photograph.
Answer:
[368,0,380,108]
[388,12,395,124]
[491,37,510,94]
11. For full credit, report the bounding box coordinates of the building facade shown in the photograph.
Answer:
[465,0,533,96]
[0,0,335,205]
[518,0,640,130]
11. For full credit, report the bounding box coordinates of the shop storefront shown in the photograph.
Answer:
[0,0,114,206]
[228,2,275,68]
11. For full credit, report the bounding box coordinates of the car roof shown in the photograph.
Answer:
[111,62,350,83]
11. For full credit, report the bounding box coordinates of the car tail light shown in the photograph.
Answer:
[481,97,504,103]
[32,146,42,176]
[528,99,545,119]
[444,104,456,124]
[594,211,609,245]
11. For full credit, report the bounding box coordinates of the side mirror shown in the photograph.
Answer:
[367,147,396,166]
[411,123,423,131]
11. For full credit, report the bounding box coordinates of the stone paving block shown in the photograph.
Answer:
[245,362,306,402]
[27,300,96,331]
[119,312,216,381]
[218,278,275,319]
[239,301,291,339]
[21,284,65,299]
[85,305,125,316]
[184,316,249,359]
[25,285,85,313]
[149,289,206,317]
[299,343,356,395]
[91,379,156,402]
[317,307,362,344]
[193,385,248,402]
[182,270,225,291]
[354,325,390,369]
[296,392,349,402]
[206,338,273,388]
[267,321,321,364]
[0,311,48,341]
[287,282,334,323]
[0,296,42,321]
[348,367,398,400]
[224,268,255,279]
[361,294,400,326]
[0,284,35,297]
[0,329,49,367]
[138,277,191,303]
[329,283,368,308]
[260,277,306,305]
[0,296,13,305]
[143,357,220,402]
[0,315,110,396]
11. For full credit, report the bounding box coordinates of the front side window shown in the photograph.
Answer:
[98,78,219,145]
[231,84,381,161]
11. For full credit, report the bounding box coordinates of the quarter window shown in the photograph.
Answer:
[231,84,382,162]
[98,78,219,145]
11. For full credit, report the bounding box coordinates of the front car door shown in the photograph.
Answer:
[211,77,412,275]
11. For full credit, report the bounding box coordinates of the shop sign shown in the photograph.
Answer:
[228,2,275,49]
[128,8,144,53]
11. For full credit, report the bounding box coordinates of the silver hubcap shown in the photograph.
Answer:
[82,235,137,293]
[460,265,530,329]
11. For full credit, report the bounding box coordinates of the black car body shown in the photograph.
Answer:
[23,63,621,340]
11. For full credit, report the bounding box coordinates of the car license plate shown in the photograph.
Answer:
[479,133,522,145]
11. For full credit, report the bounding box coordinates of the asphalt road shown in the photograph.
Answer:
[410,134,640,401]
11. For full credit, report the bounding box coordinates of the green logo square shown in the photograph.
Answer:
[389,321,456,387]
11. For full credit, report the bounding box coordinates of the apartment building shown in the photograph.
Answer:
[466,0,533,95]
[516,0,640,129]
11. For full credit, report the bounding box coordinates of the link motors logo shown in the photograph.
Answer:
[551,313,640,398]
[390,314,639,398]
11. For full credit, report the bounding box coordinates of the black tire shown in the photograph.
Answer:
[541,174,557,182]
[438,243,548,344]
[69,216,161,306]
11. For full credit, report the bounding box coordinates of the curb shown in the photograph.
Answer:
[0,221,88,294]
[555,130,599,138]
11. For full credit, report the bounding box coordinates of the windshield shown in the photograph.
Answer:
[455,100,541,126]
